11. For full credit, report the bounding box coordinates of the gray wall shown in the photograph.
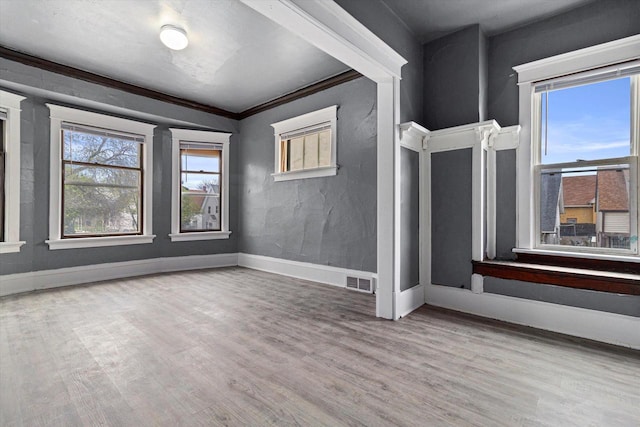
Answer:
[430,149,473,289]
[400,148,419,291]
[334,0,423,123]
[0,59,239,275]
[423,25,486,130]
[237,77,377,272]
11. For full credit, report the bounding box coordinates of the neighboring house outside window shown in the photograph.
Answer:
[169,128,231,242]
[271,105,338,182]
[0,90,26,254]
[514,35,639,260]
[46,105,155,250]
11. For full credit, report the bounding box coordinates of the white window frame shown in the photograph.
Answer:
[0,90,26,254]
[46,104,156,250]
[513,34,640,262]
[270,105,337,182]
[169,128,231,242]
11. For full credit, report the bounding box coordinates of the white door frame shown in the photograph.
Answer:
[239,0,407,319]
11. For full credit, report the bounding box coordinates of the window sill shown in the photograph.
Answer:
[513,248,639,264]
[473,260,640,295]
[46,235,155,250]
[0,241,26,254]
[272,166,337,182]
[169,231,231,242]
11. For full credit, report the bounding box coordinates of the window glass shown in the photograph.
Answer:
[539,77,631,164]
[180,146,221,232]
[62,128,142,237]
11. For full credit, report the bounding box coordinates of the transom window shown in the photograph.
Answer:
[62,124,143,237]
[180,142,222,232]
[271,105,337,181]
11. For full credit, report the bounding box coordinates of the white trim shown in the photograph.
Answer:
[396,284,425,318]
[0,253,239,297]
[513,35,640,84]
[46,104,155,249]
[169,231,231,242]
[399,121,429,152]
[272,166,337,182]
[425,284,640,350]
[0,90,26,253]
[271,105,337,181]
[237,253,376,289]
[169,128,231,241]
[239,0,406,80]
[486,125,521,259]
[513,247,640,263]
[241,0,405,320]
[471,274,484,294]
[46,234,155,250]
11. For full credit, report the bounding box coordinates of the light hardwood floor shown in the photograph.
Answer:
[1,267,639,426]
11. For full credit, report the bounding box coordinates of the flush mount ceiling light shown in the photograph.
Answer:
[160,24,189,50]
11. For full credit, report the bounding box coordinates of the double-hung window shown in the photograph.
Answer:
[169,129,231,242]
[514,35,640,260]
[47,105,155,249]
[271,105,337,181]
[0,90,26,254]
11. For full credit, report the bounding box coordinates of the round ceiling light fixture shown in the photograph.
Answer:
[160,24,189,50]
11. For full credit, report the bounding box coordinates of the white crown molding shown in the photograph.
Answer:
[399,121,429,152]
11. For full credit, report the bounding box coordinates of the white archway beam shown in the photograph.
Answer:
[239,0,407,81]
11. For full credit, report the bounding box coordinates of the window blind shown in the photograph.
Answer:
[61,122,145,142]
[535,60,640,93]
[280,122,331,140]
[180,141,223,151]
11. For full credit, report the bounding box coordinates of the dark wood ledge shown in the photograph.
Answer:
[473,260,640,295]
[515,252,640,275]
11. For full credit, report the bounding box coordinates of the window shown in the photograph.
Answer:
[0,90,26,254]
[169,129,231,242]
[514,35,640,260]
[271,105,337,181]
[46,105,155,249]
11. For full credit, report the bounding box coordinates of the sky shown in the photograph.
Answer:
[540,76,631,166]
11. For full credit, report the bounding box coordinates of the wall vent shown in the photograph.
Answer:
[346,276,374,293]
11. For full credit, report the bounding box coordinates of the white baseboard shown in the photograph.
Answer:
[425,284,640,350]
[396,284,425,318]
[0,253,239,297]
[237,253,376,289]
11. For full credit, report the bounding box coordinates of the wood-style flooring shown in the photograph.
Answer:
[1,267,639,426]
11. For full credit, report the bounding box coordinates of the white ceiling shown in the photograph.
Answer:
[0,0,597,115]
[380,0,595,43]
[0,0,349,113]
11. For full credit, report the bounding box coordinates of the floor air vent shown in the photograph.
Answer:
[346,276,374,293]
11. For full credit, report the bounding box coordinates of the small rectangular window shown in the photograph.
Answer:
[271,105,337,182]
[61,124,143,237]
[180,143,222,232]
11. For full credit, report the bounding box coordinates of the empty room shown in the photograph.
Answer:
[1,0,639,425]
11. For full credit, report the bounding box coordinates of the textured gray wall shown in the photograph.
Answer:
[423,25,483,130]
[431,149,472,289]
[334,0,423,123]
[400,148,419,291]
[0,59,239,275]
[488,0,640,127]
[237,77,377,272]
